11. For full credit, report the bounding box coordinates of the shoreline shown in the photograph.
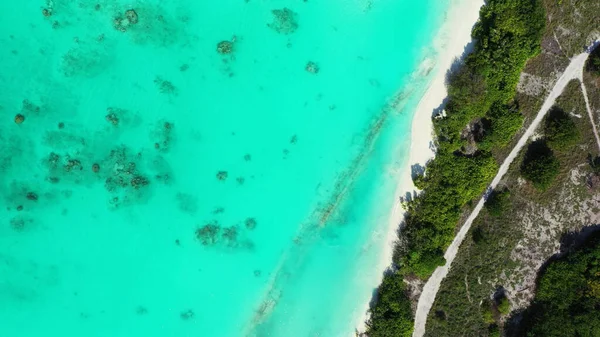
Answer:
[354,0,484,334]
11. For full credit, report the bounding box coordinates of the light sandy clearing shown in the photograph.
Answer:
[412,51,592,337]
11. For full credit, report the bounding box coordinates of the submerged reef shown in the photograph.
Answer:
[151,120,175,152]
[217,40,234,55]
[103,147,149,192]
[216,171,228,181]
[245,217,257,230]
[196,222,221,246]
[268,8,298,35]
[180,309,195,320]
[113,9,139,32]
[195,219,254,249]
[305,61,319,74]
[14,114,25,124]
[154,77,177,95]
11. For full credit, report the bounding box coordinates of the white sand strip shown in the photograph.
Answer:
[354,0,485,334]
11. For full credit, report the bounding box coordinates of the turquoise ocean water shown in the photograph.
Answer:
[0,1,447,336]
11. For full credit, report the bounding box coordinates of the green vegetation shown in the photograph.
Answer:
[366,273,414,337]
[520,140,559,190]
[485,188,511,217]
[366,0,546,335]
[586,45,600,76]
[482,300,496,324]
[589,155,600,175]
[544,106,580,150]
[425,77,599,337]
[483,103,524,149]
[513,231,600,336]
[497,296,510,315]
[400,0,544,280]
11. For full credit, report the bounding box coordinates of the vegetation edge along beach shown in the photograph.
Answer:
[365,0,546,335]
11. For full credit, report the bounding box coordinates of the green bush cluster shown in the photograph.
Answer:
[515,231,600,336]
[497,296,510,315]
[520,140,560,191]
[366,1,545,335]
[366,272,414,337]
[589,155,600,175]
[399,0,544,278]
[485,188,511,217]
[544,106,580,150]
[586,45,600,76]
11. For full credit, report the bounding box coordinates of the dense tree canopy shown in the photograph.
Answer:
[366,273,414,337]
[544,106,580,150]
[514,231,600,337]
[520,140,560,190]
[485,188,511,217]
[366,0,545,335]
[586,45,600,76]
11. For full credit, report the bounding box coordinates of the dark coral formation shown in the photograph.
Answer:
[216,171,228,181]
[14,114,25,124]
[26,192,38,201]
[180,309,195,320]
[130,175,150,189]
[125,10,139,24]
[114,9,139,32]
[64,158,83,172]
[221,226,238,245]
[103,147,150,195]
[268,8,298,35]
[196,223,221,245]
[305,61,319,74]
[152,121,175,152]
[105,109,120,126]
[245,217,257,230]
[154,77,177,95]
[217,40,234,54]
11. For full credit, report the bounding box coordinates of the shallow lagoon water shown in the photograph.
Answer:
[0,1,446,336]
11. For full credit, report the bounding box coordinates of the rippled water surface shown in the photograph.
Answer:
[0,1,446,336]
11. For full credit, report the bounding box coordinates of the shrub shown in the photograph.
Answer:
[588,154,600,175]
[516,231,600,336]
[544,106,580,150]
[479,104,524,149]
[366,273,414,337]
[586,45,600,76]
[482,301,496,324]
[520,140,560,190]
[488,324,501,337]
[368,0,546,331]
[472,226,487,244]
[485,188,511,217]
[497,296,510,315]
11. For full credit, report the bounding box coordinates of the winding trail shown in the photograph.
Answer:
[580,78,600,152]
[412,50,593,337]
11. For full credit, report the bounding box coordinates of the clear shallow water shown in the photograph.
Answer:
[0,1,446,336]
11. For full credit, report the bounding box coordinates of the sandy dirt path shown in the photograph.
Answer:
[580,78,600,152]
[412,51,592,337]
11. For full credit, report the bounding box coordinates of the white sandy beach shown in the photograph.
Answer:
[354,0,485,334]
